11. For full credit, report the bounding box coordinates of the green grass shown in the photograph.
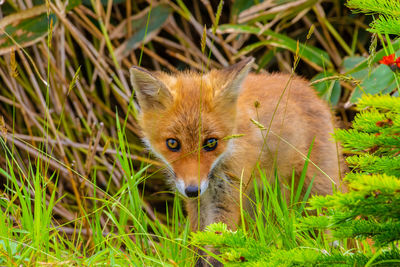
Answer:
[0,129,193,265]
[0,123,352,265]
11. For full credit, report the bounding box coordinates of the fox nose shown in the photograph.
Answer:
[185,186,199,198]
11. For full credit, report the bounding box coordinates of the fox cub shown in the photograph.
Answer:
[130,58,342,231]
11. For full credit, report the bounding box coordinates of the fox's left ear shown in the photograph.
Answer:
[217,57,254,103]
[130,66,173,110]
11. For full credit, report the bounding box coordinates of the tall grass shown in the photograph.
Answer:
[1,129,347,265]
[0,122,196,265]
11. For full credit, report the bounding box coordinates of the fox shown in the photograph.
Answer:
[130,58,343,232]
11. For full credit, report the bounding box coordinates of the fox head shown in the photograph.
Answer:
[130,58,253,198]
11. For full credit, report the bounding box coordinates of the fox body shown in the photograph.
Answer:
[130,59,342,231]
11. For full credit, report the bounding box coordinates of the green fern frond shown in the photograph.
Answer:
[369,15,400,35]
[334,129,378,151]
[351,109,392,133]
[346,155,400,176]
[358,95,400,113]
[334,220,400,246]
[345,173,400,193]
[192,223,322,266]
[192,223,400,266]
[320,250,400,266]
[346,0,400,16]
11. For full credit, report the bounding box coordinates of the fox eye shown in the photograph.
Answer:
[166,138,180,151]
[203,138,218,151]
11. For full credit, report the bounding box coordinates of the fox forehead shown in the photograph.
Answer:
[154,71,225,109]
[142,71,236,140]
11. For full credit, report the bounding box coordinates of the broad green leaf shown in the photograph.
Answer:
[345,40,400,75]
[0,12,56,55]
[238,0,317,25]
[218,24,332,70]
[231,0,256,19]
[311,72,341,105]
[67,0,82,11]
[342,56,368,80]
[114,4,172,60]
[235,40,273,59]
[257,50,276,72]
[349,64,397,103]
[342,56,398,103]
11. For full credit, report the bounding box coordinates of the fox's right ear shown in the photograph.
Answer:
[215,57,254,104]
[130,66,172,110]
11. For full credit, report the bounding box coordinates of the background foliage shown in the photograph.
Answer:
[0,0,399,265]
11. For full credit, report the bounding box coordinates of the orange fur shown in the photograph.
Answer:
[130,59,344,231]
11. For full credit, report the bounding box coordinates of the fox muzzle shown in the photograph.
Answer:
[175,179,209,198]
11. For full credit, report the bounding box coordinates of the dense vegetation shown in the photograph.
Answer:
[0,0,399,265]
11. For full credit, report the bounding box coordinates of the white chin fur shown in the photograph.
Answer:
[175,179,186,196]
[175,179,209,197]
[200,180,209,196]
